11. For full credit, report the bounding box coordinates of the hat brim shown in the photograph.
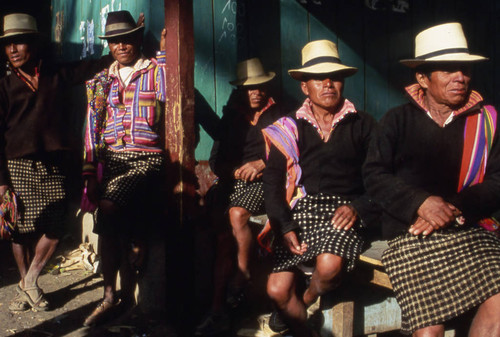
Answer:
[288,63,357,81]
[0,31,41,41]
[230,72,276,86]
[400,53,488,68]
[98,25,144,39]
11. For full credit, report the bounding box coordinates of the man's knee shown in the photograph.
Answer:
[99,200,118,215]
[412,325,444,337]
[315,254,343,282]
[267,275,293,307]
[229,206,251,225]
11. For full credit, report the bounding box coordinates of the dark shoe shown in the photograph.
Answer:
[194,312,230,336]
[83,299,119,327]
[268,310,289,333]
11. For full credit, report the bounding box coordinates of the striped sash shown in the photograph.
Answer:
[257,117,306,251]
[458,105,499,231]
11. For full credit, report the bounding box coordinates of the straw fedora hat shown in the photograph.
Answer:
[230,57,276,86]
[99,10,144,39]
[0,13,40,41]
[288,40,357,81]
[400,22,487,68]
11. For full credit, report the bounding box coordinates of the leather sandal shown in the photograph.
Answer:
[9,292,30,312]
[17,284,49,311]
[83,299,119,327]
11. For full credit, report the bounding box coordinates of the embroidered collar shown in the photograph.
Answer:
[296,97,357,140]
[405,83,483,118]
[251,97,276,126]
[10,60,42,92]
[108,55,151,80]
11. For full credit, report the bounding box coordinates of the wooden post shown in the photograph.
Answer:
[163,0,196,220]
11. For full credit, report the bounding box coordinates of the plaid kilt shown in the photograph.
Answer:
[228,180,265,214]
[8,157,67,236]
[272,193,364,273]
[382,227,500,334]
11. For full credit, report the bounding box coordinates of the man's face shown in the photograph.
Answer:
[108,33,141,67]
[417,64,472,108]
[4,41,32,69]
[245,85,268,110]
[301,74,344,112]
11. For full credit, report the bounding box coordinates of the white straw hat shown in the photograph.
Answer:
[0,13,39,41]
[230,57,276,86]
[400,22,487,68]
[288,40,357,81]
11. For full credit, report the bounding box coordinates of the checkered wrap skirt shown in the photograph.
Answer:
[382,227,500,334]
[228,180,265,214]
[272,193,363,273]
[8,157,67,236]
[94,149,166,236]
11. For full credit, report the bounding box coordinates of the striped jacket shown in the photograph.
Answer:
[83,51,166,174]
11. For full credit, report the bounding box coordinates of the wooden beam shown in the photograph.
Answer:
[163,0,196,221]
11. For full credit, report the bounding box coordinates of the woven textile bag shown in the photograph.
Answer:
[0,190,19,240]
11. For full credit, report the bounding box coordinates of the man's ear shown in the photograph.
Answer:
[301,81,309,96]
[416,72,429,89]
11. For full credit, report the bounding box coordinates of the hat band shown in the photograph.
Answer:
[4,28,37,34]
[416,47,470,60]
[303,56,341,67]
[105,22,135,34]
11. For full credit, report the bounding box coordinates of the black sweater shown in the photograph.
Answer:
[263,109,379,236]
[363,97,500,239]
[0,57,110,185]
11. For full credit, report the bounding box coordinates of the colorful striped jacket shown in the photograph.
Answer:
[83,51,166,175]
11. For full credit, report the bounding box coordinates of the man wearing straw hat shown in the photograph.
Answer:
[262,40,378,336]
[195,57,282,335]
[364,22,500,335]
[0,13,111,312]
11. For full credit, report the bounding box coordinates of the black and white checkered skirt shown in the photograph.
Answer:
[228,180,265,214]
[100,149,166,208]
[272,193,364,273]
[382,227,500,334]
[8,157,67,236]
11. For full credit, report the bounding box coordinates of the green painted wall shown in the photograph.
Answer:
[50,0,500,165]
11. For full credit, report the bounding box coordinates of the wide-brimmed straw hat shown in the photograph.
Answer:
[288,40,357,81]
[400,22,487,68]
[98,10,144,39]
[230,57,276,86]
[0,13,40,41]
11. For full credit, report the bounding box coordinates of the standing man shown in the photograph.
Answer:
[364,23,500,335]
[0,13,109,312]
[82,10,168,327]
[263,40,378,337]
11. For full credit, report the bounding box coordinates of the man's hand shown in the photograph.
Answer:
[136,12,145,27]
[283,231,307,255]
[417,196,457,229]
[160,28,166,51]
[409,217,436,236]
[85,176,100,205]
[0,185,9,204]
[331,204,358,230]
[234,160,265,182]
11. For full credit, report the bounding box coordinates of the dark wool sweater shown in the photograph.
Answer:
[363,95,500,239]
[209,101,283,183]
[0,58,110,185]
[263,109,379,236]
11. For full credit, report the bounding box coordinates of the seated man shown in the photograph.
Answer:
[263,40,378,337]
[196,58,282,335]
[364,22,500,336]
